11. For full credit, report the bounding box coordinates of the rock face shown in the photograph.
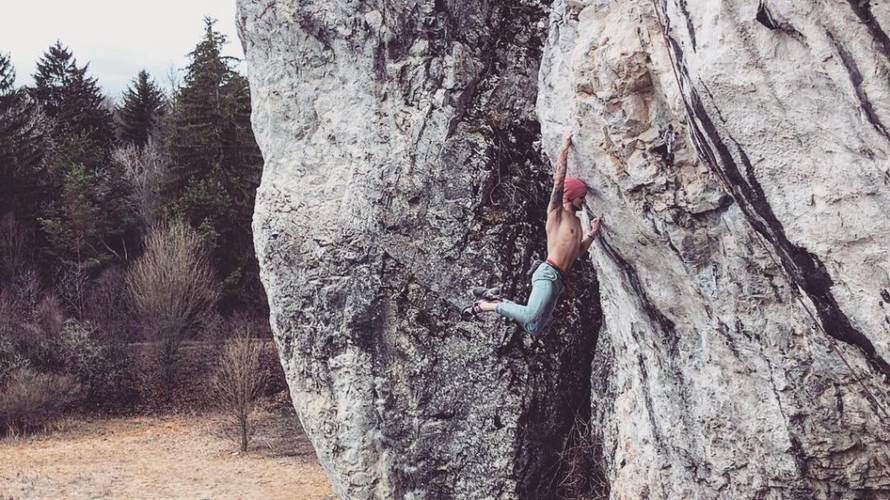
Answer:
[239,0,890,497]
[237,1,600,498]
[539,0,890,497]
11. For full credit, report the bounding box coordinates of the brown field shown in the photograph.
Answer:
[0,408,334,499]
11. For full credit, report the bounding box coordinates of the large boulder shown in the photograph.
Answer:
[237,1,600,498]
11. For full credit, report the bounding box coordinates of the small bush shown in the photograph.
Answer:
[17,293,66,372]
[0,289,30,385]
[0,367,80,435]
[212,321,268,452]
[127,220,219,399]
[84,266,134,340]
[57,319,136,407]
[0,335,29,386]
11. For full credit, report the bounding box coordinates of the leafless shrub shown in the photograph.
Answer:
[113,140,165,226]
[84,266,133,339]
[56,264,90,320]
[13,293,67,372]
[57,319,135,406]
[3,268,42,316]
[212,319,268,452]
[0,213,29,282]
[30,292,65,338]
[0,284,44,384]
[0,367,79,436]
[126,220,219,399]
[0,335,28,386]
[0,288,26,333]
[557,415,609,500]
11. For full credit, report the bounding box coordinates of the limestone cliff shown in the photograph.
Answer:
[238,0,890,497]
[237,1,599,498]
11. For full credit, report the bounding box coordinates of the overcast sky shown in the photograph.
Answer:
[0,0,245,101]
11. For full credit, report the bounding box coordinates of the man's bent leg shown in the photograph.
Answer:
[494,279,556,329]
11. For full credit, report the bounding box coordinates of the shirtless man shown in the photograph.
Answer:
[467,134,601,335]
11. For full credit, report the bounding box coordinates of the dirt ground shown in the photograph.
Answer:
[0,408,335,499]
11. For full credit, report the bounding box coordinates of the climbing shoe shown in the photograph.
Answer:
[461,301,485,320]
[470,286,502,301]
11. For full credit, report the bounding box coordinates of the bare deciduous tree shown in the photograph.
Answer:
[56,264,89,320]
[113,139,165,226]
[212,319,268,452]
[126,220,218,399]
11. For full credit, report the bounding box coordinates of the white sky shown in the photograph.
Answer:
[0,0,245,102]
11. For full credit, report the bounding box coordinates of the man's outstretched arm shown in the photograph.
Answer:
[549,134,572,212]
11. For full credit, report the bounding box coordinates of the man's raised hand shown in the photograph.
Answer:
[588,217,602,239]
[559,133,573,164]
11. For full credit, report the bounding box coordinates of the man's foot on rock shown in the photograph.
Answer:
[470,286,502,301]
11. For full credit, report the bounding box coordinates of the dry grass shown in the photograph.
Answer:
[0,404,334,499]
[0,368,79,436]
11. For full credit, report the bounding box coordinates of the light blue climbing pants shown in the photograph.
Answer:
[495,262,565,335]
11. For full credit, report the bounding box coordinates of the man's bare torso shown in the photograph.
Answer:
[545,207,584,273]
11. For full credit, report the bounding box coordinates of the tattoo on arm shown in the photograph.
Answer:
[549,150,568,211]
[549,184,564,209]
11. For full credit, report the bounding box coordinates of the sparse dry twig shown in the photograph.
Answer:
[556,415,609,499]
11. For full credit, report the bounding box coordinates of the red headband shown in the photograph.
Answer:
[563,177,588,203]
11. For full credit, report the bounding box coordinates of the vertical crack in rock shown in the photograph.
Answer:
[656,0,890,382]
[674,0,698,51]
[599,238,676,349]
[845,0,890,64]
[825,31,890,142]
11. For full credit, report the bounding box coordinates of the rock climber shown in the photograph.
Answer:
[464,134,601,335]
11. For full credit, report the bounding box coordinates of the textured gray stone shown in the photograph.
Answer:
[237,1,599,498]
[540,0,890,497]
[239,0,890,497]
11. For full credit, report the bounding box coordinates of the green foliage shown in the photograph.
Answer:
[39,165,101,265]
[21,42,137,270]
[38,162,137,267]
[0,53,47,220]
[163,18,263,309]
[118,70,166,148]
[29,41,115,165]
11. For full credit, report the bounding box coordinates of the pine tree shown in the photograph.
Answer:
[29,41,115,166]
[0,53,46,219]
[118,70,166,148]
[0,53,14,96]
[163,18,263,309]
[37,162,137,268]
[26,43,135,268]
